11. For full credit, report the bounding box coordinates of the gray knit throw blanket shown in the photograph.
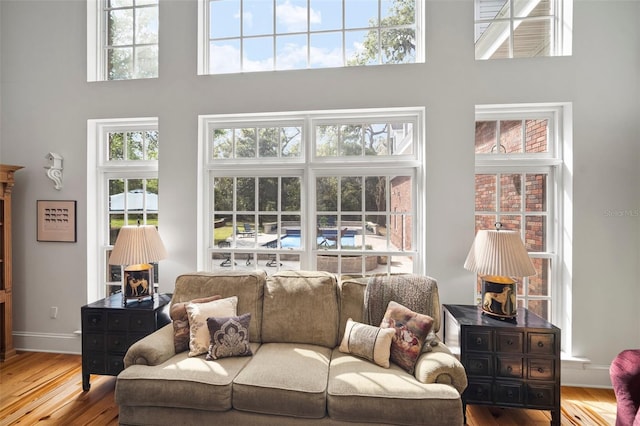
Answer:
[363,274,438,326]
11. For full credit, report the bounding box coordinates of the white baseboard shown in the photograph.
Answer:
[561,362,613,388]
[13,331,81,355]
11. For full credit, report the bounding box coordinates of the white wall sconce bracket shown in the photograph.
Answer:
[45,152,63,190]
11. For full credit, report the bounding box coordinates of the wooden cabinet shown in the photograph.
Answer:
[81,293,171,391]
[443,304,561,426]
[0,165,23,362]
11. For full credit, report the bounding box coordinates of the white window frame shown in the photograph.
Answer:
[87,117,159,303]
[474,103,572,353]
[474,0,573,60]
[87,0,159,82]
[197,0,424,75]
[197,107,426,275]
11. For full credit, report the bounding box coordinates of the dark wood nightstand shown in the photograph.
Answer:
[443,304,561,426]
[81,293,171,391]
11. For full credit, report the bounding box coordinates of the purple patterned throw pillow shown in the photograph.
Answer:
[206,313,252,360]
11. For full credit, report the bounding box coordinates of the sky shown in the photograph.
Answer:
[208,0,403,72]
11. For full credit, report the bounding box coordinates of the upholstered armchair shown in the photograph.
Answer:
[610,349,640,426]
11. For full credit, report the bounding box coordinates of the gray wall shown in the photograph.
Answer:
[0,0,638,387]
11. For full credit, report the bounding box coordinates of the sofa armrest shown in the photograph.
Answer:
[123,324,176,368]
[413,341,468,394]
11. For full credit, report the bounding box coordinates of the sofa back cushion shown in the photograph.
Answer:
[172,271,266,342]
[262,270,339,348]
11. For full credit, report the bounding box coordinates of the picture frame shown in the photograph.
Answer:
[37,200,77,242]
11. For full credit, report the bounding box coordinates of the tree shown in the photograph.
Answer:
[348,0,416,66]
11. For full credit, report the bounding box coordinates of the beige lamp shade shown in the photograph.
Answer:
[464,229,536,278]
[108,225,167,266]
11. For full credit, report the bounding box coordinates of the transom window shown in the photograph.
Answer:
[87,0,159,81]
[199,108,424,278]
[198,0,422,74]
[474,105,565,322]
[474,0,572,59]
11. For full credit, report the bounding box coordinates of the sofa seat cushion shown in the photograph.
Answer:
[116,344,259,412]
[327,349,463,426]
[233,343,331,419]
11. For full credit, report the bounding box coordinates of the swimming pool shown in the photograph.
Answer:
[278,233,355,248]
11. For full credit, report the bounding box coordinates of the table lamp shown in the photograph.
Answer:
[463,223,536,320]
[108,224,167,305]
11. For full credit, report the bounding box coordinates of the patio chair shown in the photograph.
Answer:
[262,238,281,267]
[218,241,233,267]
[319,227,348,247]
[237,223,255,238]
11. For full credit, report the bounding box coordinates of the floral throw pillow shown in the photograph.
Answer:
[339,318,395,368]
[170,295,222,353]
[206,313,252,360]
[380,301,434,374]
[186,296,238,357]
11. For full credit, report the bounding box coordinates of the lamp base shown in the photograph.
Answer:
[122,264,154,306]
[481,276,517,320]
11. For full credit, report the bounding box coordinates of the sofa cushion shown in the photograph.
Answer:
[327,349,463,425]
[170,295,221,353]
[206,313,252,360]
[233,343,331,419]
[339,318,394,368]
[115,346,259,412]
[381,300,435,374]
[173,271,265,342]
[262,271,339,348]
[186,296,238,357]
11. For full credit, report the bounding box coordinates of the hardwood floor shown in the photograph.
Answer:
[0,352,618,425]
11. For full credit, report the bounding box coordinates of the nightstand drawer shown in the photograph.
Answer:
[495,382,524,405]
[528,359,555,380]
[108,313,129,331]
[496,331,524,353]
[464,329,492,352]
[529,333,556,355]
[465,355,493,376]
[83,333,105,351]
[83,352,106,374]
[526,384,555,407]
[106,355,125,375]
[497,357,523,378]
[107,333,128,353]
[129,313,155,332]
[465,381,492,403]
[84,311,106,331]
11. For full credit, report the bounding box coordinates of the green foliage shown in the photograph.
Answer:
[348,0,416,66]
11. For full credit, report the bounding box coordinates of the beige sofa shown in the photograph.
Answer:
[115,270,467,425]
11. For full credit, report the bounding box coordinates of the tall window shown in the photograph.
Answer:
[474,104,566,322]
[87,0,159,81]
[474,0,572,60]
[197,0,422,75]
[199,108,424,278]
[87,118,159,301]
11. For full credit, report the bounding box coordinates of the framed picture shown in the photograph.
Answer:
[37,200,77,242]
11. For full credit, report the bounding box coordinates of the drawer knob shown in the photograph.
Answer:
[476,388,484,396]
[536,392,544,399]
[507,390,514,398]
[475,362,483,369]
[114,319,120,325]
[136,319,143,326]
[538,367,545,373]
[91,318,97,325]
[537,341,544,348]
[475,337,483,345]
[507,366,513,373]
[507,339,513,345]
